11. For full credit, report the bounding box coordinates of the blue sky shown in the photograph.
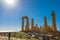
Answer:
[0,0,60,32]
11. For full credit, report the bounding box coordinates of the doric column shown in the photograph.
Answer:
[31,18,34,31]
[22,18,24,31]
[25,17,29,31]
[51,11,56,31]
[26,18,29,30]
[44,16,47,28]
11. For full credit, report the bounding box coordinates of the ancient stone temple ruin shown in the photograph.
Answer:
[21,11,57,32]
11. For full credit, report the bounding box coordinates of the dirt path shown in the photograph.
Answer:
[0,36,26,40]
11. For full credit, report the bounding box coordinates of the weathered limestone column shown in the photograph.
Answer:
[31,18,34,31]
[26,18,29,31]
[44,16,48,31]
[51,11,56,31]
[44,16,47,28]
[25,17,29,31]
[22,17,24,31]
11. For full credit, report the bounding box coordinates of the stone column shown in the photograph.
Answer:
[51,11,56,31]
[22,18,24,31]
[27,19,29,30]
[44,16,48,31]
[31,18,34,31]
[44,16,47,28]
[26,17,29,31]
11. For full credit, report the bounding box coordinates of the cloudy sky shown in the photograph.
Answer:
[0,0,60,32]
